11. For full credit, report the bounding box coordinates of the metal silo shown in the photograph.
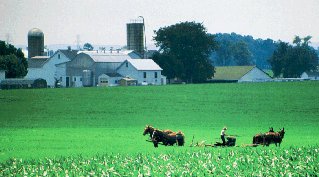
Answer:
[28,28,44,59]
[82,70,93,87]
[127,20,144,58]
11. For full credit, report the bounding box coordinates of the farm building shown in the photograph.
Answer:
[0,70,5,82]
[56,50,141,87]
[119,77,138,86]
[117,59,164,85]
[300,71,319,80]
[98,73,123,87]
[210,66,272,83]
[25,49,78,87]
[0,78,47,89]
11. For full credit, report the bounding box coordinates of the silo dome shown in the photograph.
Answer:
[28,28,44,37]
[28,28,44,58]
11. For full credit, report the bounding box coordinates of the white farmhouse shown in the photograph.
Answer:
[25,49,78,87]
[117,59,164,85]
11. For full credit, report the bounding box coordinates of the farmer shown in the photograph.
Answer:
[220,127,227,146]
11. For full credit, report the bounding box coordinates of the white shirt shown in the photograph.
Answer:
[221,129,226,136]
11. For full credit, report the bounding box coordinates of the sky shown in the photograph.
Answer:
[1,0,319,48]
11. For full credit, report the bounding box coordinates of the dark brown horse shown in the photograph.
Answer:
[263,128,285,147]
[252,127,275,145]
[152,129,185,146]
[143,125,173,139]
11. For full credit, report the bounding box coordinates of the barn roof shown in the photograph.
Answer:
[78,50,141,63]
[28,56,50,68]
[59,49,78,60]
[127,59,162,71]
[212,66,256,80]
[105,73,123,77]
[90,55,131,63]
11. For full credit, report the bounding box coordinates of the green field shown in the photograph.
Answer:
[1,82,319,175]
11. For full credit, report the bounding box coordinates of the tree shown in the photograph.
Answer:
[83,43,94,51]
[269,36,318,78]
[153,21,217,83]
[268,41,290,77]
[231,41,252,66]
[0,40,28,78]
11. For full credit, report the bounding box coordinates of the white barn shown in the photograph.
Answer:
[117,59,164,85]
[56,50,141,87]
[25,49,78,87]
[210,66,272,83]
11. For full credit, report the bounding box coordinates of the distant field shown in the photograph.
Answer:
[1,82,319,175]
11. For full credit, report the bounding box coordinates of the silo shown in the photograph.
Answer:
[28,28,44,59]
[82,70,93,87]
[127,21,144,57]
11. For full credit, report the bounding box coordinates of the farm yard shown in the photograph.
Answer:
[1,81,319,175]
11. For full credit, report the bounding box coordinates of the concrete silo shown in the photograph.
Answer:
[127,20,144,58]
[28,28,44,59]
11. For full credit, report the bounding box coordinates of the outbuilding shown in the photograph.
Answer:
[98,73,123,86]
[300,71,319,80]
[210,66,272,83]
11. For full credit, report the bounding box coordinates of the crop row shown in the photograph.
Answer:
[1,146,318,176]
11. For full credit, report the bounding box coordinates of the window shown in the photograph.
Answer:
[60,77,62,81]
[100,78,108,83]
[126,62,128,67]
[155,72,158,78]
[74,77,76,81]
[80,77,82,81]
[143,72,147,78]
[58,54,60,59]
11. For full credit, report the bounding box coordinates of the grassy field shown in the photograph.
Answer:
[1,81,319,175]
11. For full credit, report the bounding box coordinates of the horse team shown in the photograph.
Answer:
[143,125,286,148]
[253,127,286,147]
[143,125,185,148]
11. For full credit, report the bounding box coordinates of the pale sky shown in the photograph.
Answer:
[1,0,319,47]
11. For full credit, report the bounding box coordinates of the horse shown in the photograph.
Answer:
[263,128,285,147]
[152,129,184,146]
[252,127,275,145]
[143,125,156,139]
[176,131,185,146]
[143,125,173,139]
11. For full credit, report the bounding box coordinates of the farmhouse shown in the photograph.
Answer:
[117,59,164,85]
[25,49,78,87]
[210,66,272,83]
[300,71,319,80]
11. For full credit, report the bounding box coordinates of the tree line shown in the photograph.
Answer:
[211,33,278,69]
